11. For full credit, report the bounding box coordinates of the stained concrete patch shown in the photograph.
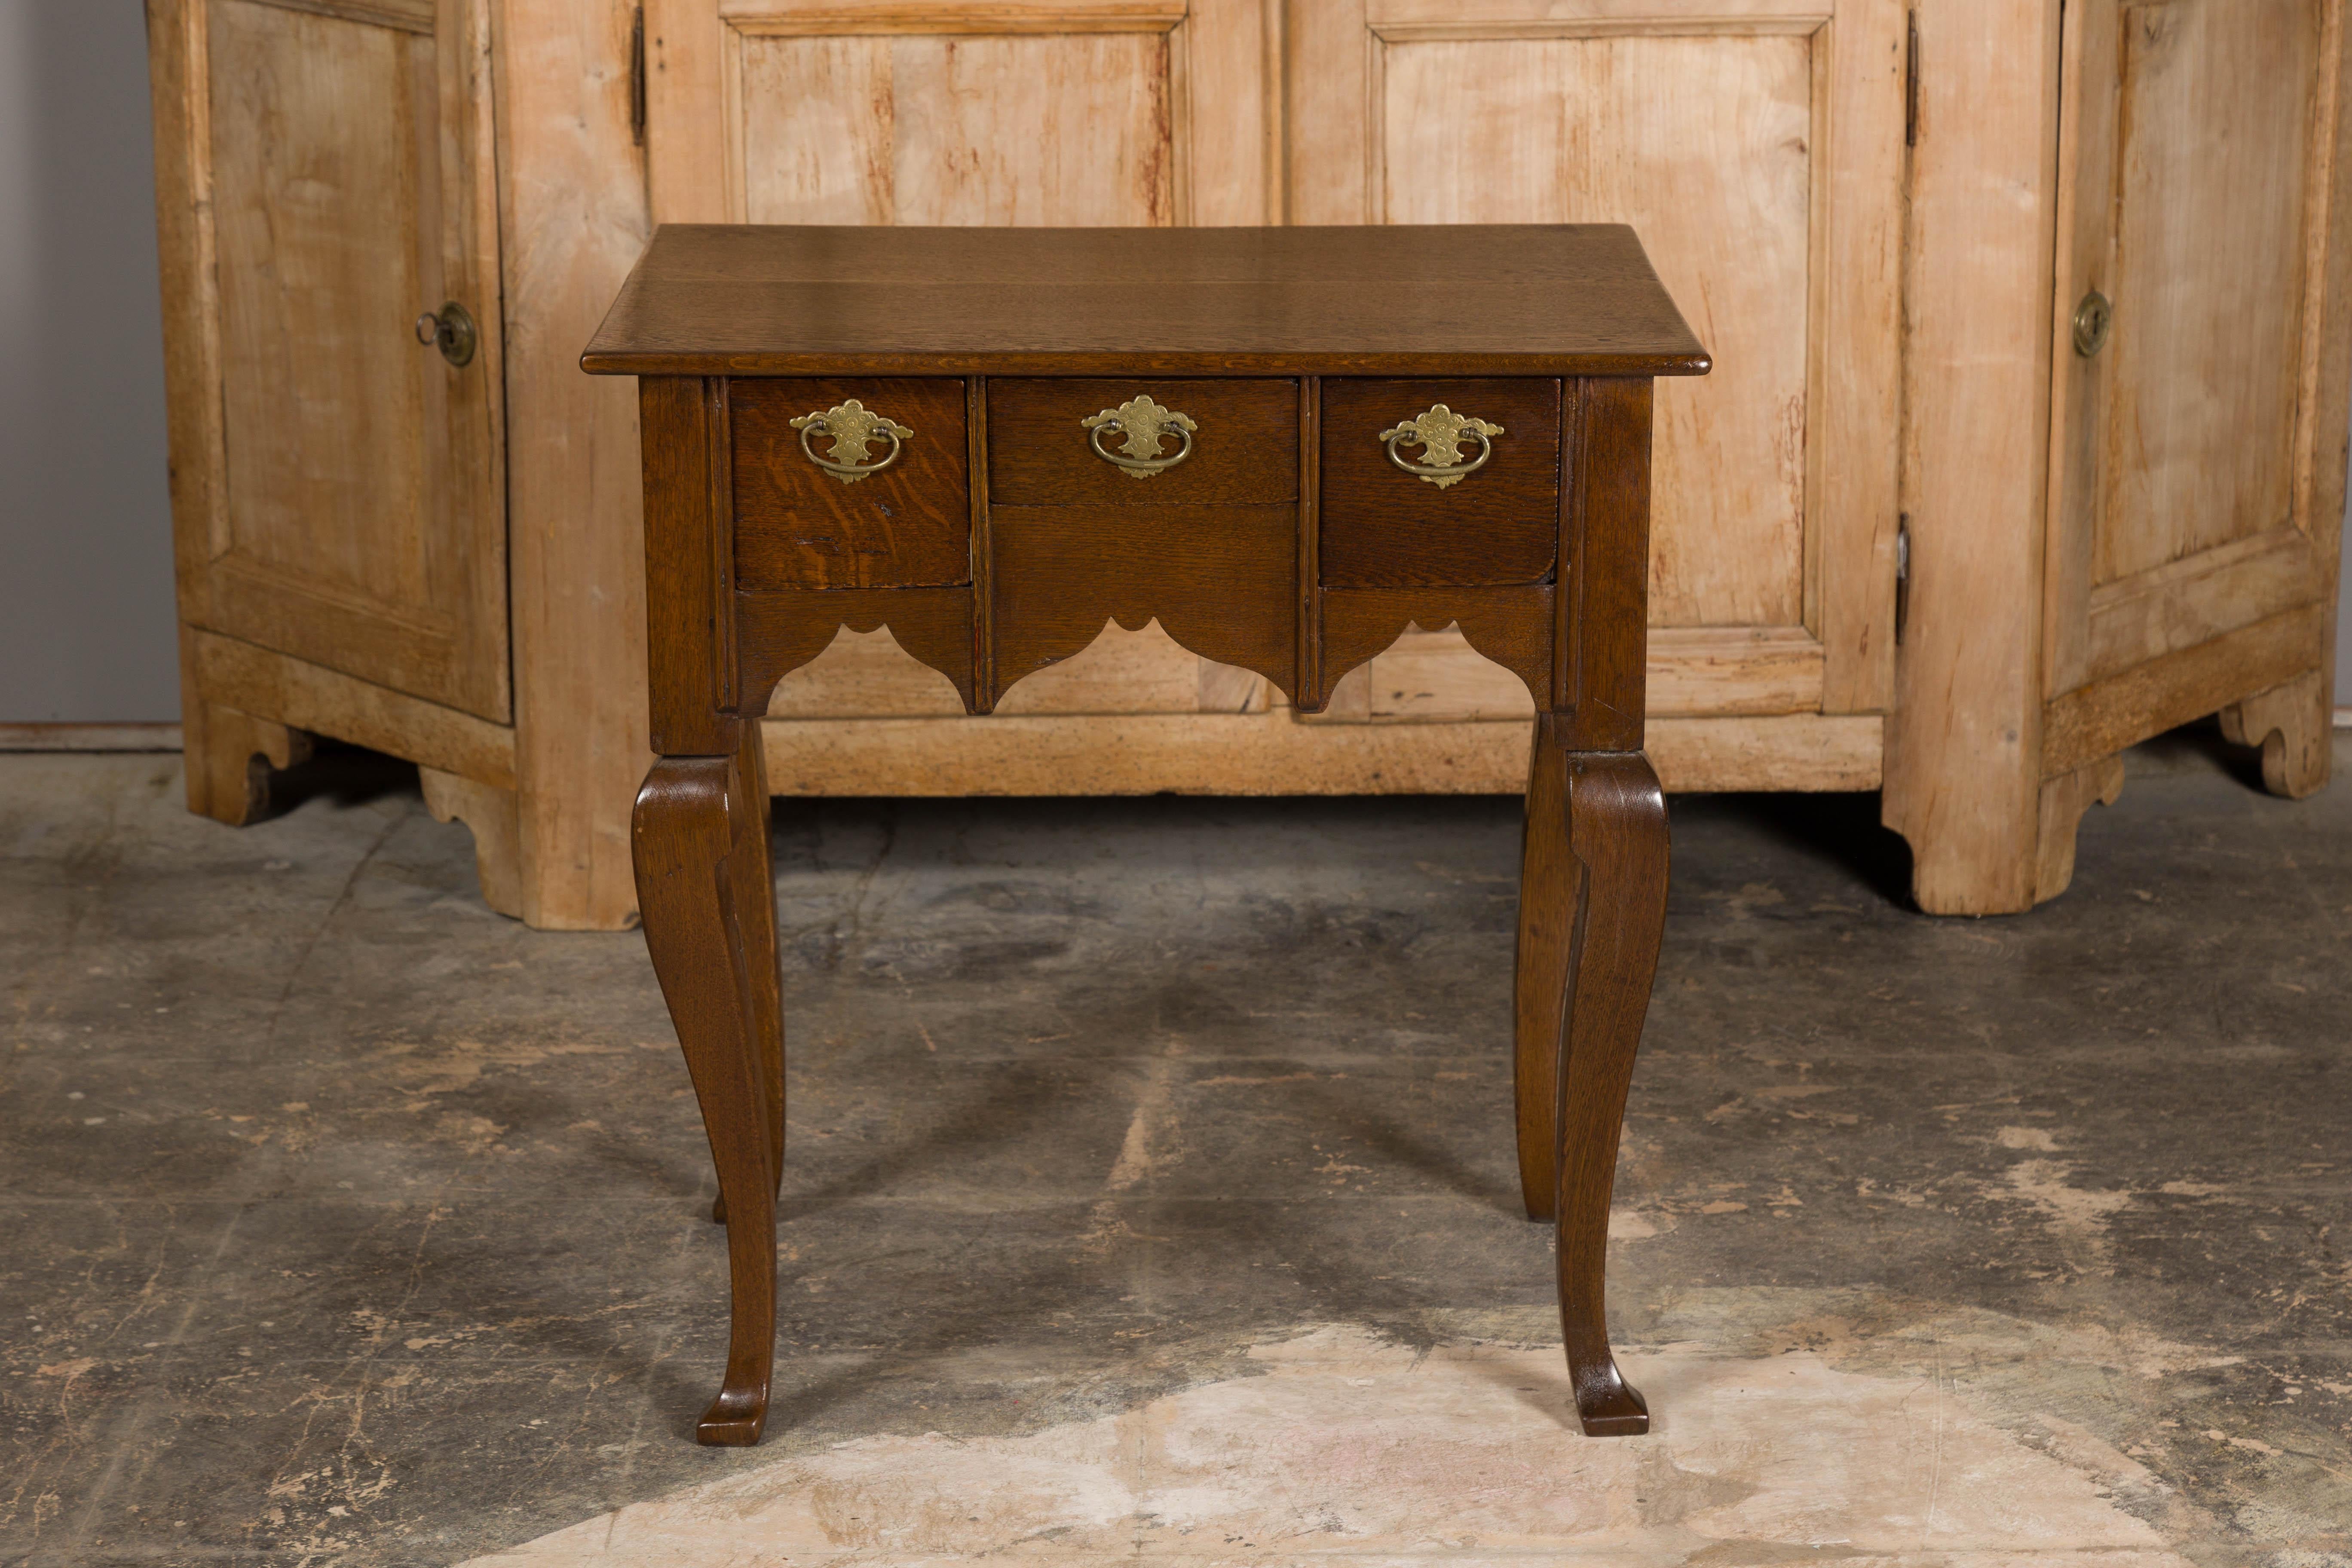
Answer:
[461,1324,2188,1566]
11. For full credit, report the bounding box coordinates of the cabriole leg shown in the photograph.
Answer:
[634,750,781,1445]
[1544,748,1668,1437]
[1513,717,1571,1222]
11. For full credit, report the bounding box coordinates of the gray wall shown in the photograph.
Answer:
[0,0,178,723]
[0,4,2346,722]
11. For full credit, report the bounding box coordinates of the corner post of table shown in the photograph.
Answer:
[632,374,783,1445]
[1520,375,1668,1437]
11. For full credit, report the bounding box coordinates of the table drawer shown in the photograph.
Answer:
[1318,378,1563,587]
[732,378,971,590]
[989,379,1299,506]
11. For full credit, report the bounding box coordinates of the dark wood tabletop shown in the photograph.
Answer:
[583,224,1711,378]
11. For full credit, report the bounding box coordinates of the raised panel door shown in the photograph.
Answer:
[169,0,508,720]
[2046,0,2346,702]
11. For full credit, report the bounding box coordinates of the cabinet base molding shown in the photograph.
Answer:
[760,711,1884,797]
[2042,606,2324,779]
[189,630,518,791]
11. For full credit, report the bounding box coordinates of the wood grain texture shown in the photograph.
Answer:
[763,619,1252,717]
[988,379,1299,505]
[2048,1,2339,704]
[758,710,1884,793]
[632,749,782,1445]
[737,32,1176,226]
[737,586,977,711]
[732,378,972,588]
[2082,527,2327,684]
[1561,379,1653,748]
[2095,0,2315,584]
[990,505,1300,702]
[420,766,525,918]
[2042,604,2327,778]
[2031,752,2124,904]
[642,377,742,755]
[583,224,1710,375]
[191,626,519,788]
[1317,379,1561,587]
[1547,745,1667,1437]
[183,698,314,827]
[1317,585,1553,710]
[493,0,656,930]
[196,0,512,721]
[1376,33,1806,629]
[1882,0,2061,916]
[2219,668,2334,799]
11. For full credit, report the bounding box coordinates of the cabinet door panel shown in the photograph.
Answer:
[167,0,508,720]
[740,34,1175,226]
[2046,0,2345,703]
[1289,0,1904,719]
[2098,0,2312,583]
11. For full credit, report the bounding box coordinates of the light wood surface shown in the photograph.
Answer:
[2220,669,2334,799]
[420,766,525,917]
[1882,0,2061,915]
[2095,0,2314,586]
[737,34,1176,225]
[760,710,1885,794]
[2043,604,2326,779]
[493,0,654,930]
[2028,0,2349,856]
[191,627,519,788]
[2032,753,2124,905]
[175,0,510,721]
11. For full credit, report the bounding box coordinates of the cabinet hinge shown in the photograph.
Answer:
[630,7,647,147]
[1904,10,1920,147]
[1894,514,1912,645]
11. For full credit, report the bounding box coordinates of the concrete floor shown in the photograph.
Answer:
[1,733,2347,1566]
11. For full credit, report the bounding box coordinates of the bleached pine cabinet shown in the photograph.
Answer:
[147,0,2349,925]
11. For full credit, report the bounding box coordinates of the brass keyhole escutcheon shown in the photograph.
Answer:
[414,301,478,368]
[2071,291,2112,359]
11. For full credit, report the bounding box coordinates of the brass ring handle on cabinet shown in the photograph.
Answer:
[413,300,477,368]
[1381,404,1503,489]
[790,399,913,484]
[1081,394,1197,478]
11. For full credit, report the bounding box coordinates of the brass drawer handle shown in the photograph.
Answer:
[1382,404,1503,489]
[790,399,913,484]
[1081,394,1197,478]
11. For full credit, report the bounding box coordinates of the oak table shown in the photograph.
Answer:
[583,224,1709,1446]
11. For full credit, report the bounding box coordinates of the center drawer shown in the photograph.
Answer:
[988,380,1299,506]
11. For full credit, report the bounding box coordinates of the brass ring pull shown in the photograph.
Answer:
[790,399,913,484]
[1381,404,1503,489]
[1081,394,1197,478]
